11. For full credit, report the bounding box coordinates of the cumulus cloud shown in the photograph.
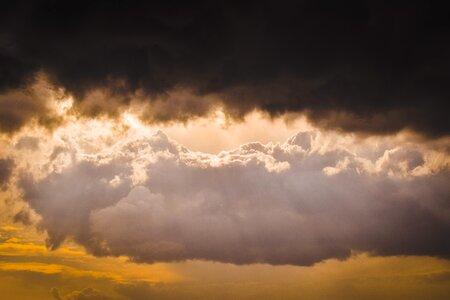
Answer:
[1,1,449,136]
[17,129,450,265]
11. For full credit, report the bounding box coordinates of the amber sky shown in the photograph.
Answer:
[1,1,449,299]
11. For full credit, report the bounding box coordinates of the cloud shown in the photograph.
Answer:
[16,129,450,265]
[51,287,63,300]
[0,158,14,189]
[51,287,112,300]
[0,77,63,134]
[13,209,33,226]
[1,1,449,136]
[417,271,450,284]
[115,282,157,300]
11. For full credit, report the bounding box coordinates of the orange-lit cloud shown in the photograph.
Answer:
[0,223,449,300]
[1,114,446,266]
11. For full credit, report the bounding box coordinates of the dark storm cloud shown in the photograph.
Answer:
[1,0,449,136]
[18,130,450,265]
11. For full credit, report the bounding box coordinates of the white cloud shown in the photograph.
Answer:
[14,127,450,265]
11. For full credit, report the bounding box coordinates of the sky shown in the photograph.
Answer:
[0,1,449,299]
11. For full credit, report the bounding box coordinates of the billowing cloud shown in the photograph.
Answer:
[16,128,450,265]
[0,77,65,134]
[1,1,449,136]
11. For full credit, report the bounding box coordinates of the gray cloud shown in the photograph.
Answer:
[17,130,450,265]
[0,80,63,134]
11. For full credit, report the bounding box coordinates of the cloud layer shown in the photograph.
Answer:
[17,129,450,265]
[1,0,449,136]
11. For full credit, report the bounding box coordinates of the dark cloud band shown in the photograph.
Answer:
[1,0,449,136]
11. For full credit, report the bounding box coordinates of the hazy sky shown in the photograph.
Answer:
[1,1,449,299]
